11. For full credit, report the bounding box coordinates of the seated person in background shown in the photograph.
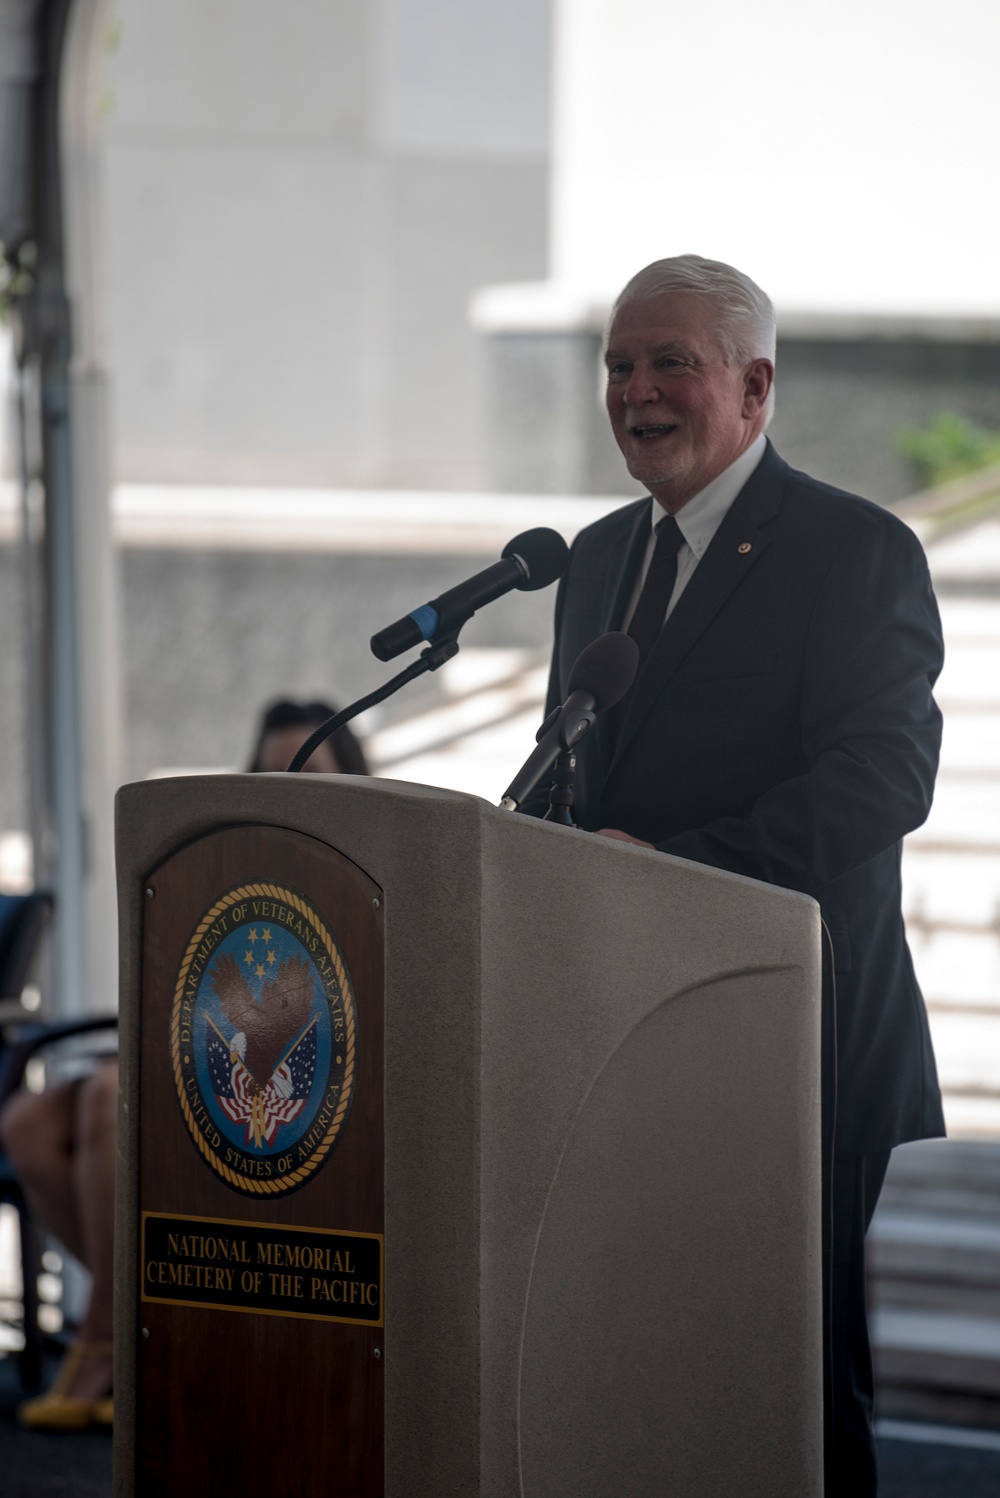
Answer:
[247,698,370,776]
[0,698,368,1429]
[1,1059,117,1428]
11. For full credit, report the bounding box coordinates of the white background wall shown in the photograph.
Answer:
[552,0,1000,315]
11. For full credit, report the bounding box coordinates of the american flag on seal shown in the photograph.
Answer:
[207,1023,317,1147]
[206,950,320,1149]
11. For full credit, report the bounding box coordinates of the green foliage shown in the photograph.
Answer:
[894,412,1000,488]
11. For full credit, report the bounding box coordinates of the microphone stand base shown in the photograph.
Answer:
[543,751,577,827]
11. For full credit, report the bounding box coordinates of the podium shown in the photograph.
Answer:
[114,773,823,1498]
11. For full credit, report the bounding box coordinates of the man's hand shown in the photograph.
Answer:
[596,828,655,849]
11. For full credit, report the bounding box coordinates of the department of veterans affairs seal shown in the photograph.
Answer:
[170,883,357,1197]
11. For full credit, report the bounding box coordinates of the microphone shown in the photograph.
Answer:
[371,527,569,662]
[500,632,639,811]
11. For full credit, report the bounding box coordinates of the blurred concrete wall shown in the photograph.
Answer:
[118,545,554,784]
[103,0,551,489]
[478,315,1000,505]
[770,327,1000,504]
[1,526,563,902]
[0,531,557,831]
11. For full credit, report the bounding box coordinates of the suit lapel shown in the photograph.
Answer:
[595,499,650,635]
[608,442,790,776]
[588,499,651,777]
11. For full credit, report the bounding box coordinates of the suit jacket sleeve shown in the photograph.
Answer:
[655,515,944,896]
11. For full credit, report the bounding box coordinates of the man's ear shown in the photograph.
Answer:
[743,359,774,417]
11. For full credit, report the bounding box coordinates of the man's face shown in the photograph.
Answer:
[604,292,772,512]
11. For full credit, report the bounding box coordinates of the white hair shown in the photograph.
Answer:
[611,254,776,419]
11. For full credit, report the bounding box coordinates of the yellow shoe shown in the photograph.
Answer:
[93,1396,114,1426]
[17,1342,114,1431]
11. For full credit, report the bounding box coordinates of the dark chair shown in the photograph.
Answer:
[0,892,117,1390]
[0,894,53,1002]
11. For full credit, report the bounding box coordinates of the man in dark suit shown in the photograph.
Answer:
[532,255,944,1494]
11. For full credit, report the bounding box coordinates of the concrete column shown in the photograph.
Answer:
[53,0,120,1015]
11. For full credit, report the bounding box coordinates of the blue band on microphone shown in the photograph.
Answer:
[408,604,440,642]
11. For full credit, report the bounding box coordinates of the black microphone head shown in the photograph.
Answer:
[501,528,569,592]
[567,632,639,713]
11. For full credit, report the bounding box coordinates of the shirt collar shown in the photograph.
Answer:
[652,432,767,558]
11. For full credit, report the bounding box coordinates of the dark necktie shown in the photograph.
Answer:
[627,514,685,666]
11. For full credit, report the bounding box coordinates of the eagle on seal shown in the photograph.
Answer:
[210,951,315,1091]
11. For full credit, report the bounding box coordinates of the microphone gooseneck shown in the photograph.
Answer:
[371,527,569,662]
[289,529,569,773]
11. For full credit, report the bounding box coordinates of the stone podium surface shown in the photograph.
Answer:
[115,773,822,1497]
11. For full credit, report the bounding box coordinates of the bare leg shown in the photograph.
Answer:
[0,1083,85,1262]
[62,1061,117,1401]
[1,1062,118,1404]
[74,1062,116,1346]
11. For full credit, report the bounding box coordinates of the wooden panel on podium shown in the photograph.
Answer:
[135,824,383,1497]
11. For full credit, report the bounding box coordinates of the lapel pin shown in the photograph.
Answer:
[738,542,752,554]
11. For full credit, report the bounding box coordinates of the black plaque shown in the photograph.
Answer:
[141,1210,383,1325]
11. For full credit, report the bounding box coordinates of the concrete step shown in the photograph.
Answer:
[870,1142,1000,1416]
[873,1310,1000,1397]
[873,1279,1000,1321]
[938,1094,1000,1137]
[920,1011,1000,1096]
[875,1385,1000,1431]
[908,781,1000,848]
[869,1211,1000,1282]
[878,1141,1000,1214]
[869,569,1000,1422]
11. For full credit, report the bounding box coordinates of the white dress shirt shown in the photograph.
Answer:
[622,433,767,629]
